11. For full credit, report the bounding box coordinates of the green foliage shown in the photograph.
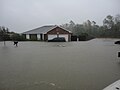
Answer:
[11,33,26,41]
[0,26,27,41]
[0,26,10,41]
[11,33,20,41]
[61,14,120,39]
[1,14,120,42]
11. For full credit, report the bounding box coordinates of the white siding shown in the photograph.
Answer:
[37,34,40,40]
[42,34,44,40]
[26,34,30,39]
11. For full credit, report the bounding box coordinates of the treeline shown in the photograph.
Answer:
[0,14,120,42]
[0,26,25,41]
[61,14,120,39]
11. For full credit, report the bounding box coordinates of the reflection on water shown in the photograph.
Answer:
[0,39,120,90]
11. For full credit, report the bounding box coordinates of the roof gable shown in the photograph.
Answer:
[22,25,71,34]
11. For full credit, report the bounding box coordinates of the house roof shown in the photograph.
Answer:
[22,25,72,34]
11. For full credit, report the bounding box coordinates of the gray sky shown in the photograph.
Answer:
[0,0,120,33]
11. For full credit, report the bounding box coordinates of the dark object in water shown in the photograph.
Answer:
[118,52,120,57]
[115,41,120,44]
[116,87,120,90]
[14,41,18,46]
[48,37,66,42]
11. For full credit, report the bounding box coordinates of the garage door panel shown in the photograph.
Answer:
[48,34,68,41]
[59,35,68,41]
[48,35,57,40]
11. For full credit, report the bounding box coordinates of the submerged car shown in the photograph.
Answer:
[114,41,120,44]
[48,37,66,42]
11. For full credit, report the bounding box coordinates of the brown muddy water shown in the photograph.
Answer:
[0,38,120,90]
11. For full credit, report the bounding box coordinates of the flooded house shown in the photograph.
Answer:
[22,25,72,41]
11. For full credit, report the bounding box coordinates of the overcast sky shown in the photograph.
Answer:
[0,0,120,33]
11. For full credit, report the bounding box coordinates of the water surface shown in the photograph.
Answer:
[0,38,120,90]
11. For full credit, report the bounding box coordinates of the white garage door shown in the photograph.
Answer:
[48,35,57,40]
[48,34,69,41]
[59,34,68,41]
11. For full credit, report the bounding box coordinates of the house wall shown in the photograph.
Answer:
[47,27,70,34]
[46,27,72,41]
[26,34,30,39]
[23,26,72,41]
[22,34,26,40]
[30,34,37,40]
[37,34,40,40]
[44,34,47,41]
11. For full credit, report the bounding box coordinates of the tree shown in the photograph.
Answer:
[69,20,75,26]
[115,14,120,24]
[73,24,85,36]
[83,20,92,34]
[68,20,76,32]
[92,21,96,26]
[60,14,120,39]
[114,14,120,31]
[0,26,10,46]
[11,33,21,41]
[103,15,114,29]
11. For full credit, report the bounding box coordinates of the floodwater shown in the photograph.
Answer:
[0,38,120,90]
